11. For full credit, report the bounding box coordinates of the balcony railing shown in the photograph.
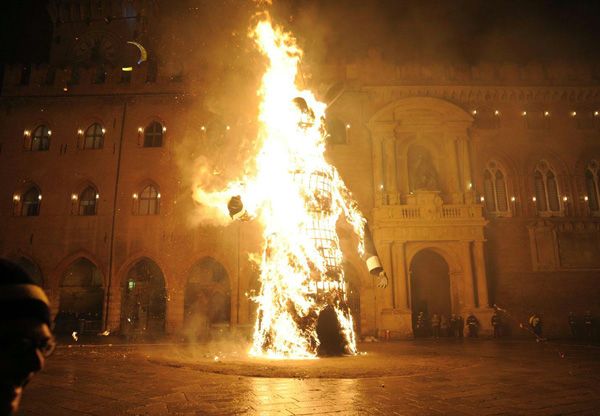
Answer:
[374,204,484,221]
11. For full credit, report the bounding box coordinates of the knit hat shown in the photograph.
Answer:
[0,259,51,326]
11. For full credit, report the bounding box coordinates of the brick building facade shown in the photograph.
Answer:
[1,1,599,339]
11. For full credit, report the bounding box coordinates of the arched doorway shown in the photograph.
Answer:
[184,257,230,341]
[15,257,43,287]
[410,249,451,336]
[121,258,166,338]
[343,262,361,335]
[56,258,104,335]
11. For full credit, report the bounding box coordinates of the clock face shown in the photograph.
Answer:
[73,32,117,65]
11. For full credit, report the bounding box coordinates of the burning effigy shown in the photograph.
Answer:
[193,14,387,359]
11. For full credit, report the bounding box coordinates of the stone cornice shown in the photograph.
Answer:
[359,85,600,104]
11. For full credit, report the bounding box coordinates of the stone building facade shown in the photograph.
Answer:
[1,1,599,340]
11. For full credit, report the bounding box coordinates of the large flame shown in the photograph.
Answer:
[193,15,367,359]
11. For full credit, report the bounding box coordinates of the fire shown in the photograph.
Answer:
[193,15,368,359]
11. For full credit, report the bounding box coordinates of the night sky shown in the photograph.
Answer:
[1,0,600,66]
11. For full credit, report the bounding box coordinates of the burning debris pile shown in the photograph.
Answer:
[193,12,386,359]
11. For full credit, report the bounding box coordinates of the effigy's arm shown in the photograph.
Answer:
[333,169,388,288]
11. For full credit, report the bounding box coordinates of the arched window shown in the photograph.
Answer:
[78,186,98,216]
[534,160,561,213]
[22,186,41,216]
[143,121,164,148]
[483,160,509,214]
[585,160,600,213]
[29,125,51,151]
[83,123,104,149]
[325,117,347,145]
[138,185,160,215]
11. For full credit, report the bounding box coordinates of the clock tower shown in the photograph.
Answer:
[46,0,156,68]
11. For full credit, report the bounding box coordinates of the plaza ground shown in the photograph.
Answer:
[20,338,600,415]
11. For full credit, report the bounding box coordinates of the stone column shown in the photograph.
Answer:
[473,240,490,308]
[392,241,410,310]
[460,241,477,310]
[106,284,122,332]
[383,136,398,205]
[378,241,394,309]
[460,136,473,192]
[372,134,384,207]
[451,138,463,197]
[165,286,184,335]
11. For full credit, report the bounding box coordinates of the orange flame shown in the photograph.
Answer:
[193,15,366,359]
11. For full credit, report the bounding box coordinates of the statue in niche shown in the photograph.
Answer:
[408,145,440,192]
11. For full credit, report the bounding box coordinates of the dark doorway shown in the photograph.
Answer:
[410,250,451,335]
[56,258,104,335]
[316,306,345,356]
[121,258,166,338]
[184,257,230,341]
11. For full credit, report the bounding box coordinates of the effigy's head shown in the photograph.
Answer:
[292,97,315,129]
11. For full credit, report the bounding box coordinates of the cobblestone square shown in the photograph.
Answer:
[18,339,600,415]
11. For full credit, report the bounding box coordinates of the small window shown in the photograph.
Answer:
[83,123,104,149]
[143,122,163,148]
[22,187,41,216]
[29,125,51,151]
[138,185,160,215]
[585,160,600,214]
[534,160,561,214]
[78,186,98,216]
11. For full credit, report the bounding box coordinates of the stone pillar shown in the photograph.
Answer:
[473,240,490,308]
[392,241,410,310]
[460,136,473,192]
[372,134,384,207]
[165,286,184,335]
[106,284,122,332]
[450,138,463,199]
[383,137,398,204]
[460,242,477,311]
[378,241,394,309]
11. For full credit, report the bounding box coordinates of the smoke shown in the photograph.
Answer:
[157,0,600,227]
